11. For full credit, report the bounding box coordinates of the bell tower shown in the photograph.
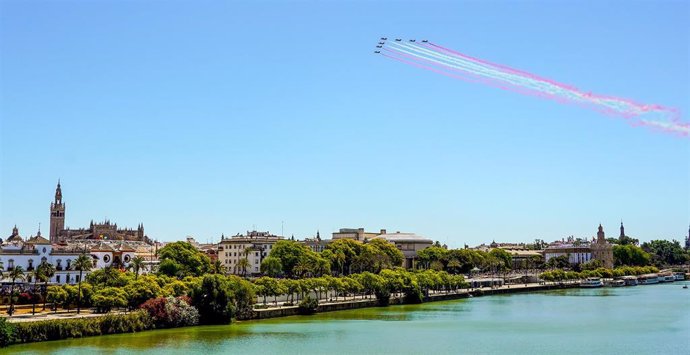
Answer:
[49,180,65,243]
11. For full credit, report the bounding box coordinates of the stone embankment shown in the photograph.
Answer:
[252,282,578,319]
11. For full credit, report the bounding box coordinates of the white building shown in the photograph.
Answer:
[373,231,433,269]
[218,231,283,275]
[1,227,84,285]
[543,242,592,265]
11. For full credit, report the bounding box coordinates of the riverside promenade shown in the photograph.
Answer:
[2,282,579,323]
[252,281,579,319]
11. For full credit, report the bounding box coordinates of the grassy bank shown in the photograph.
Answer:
[0,310,154,347]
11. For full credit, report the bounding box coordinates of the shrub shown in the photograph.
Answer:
[92,287,127,313]
[0,318,16,347]
[375,289,391,306]
[297,296,318,315]
[9,310,153,345]
[141,296,199,328]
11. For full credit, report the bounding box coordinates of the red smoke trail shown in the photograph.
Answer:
[380,40,688,137]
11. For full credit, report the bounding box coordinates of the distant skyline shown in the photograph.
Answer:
[1,1,689,247]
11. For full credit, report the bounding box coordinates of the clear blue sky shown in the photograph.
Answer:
[1,1,688,247]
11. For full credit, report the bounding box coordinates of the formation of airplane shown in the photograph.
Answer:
[374,38,429,54]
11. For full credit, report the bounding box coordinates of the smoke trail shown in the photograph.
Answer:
[379,40,688,137]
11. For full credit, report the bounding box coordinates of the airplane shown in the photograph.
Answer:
[422,40,428,43]
[378,42,385,45]
[376,45,382,48]
[395,39,402,41]
[409,39,416,42]
[380,37,388,40]
[374,51,380,53]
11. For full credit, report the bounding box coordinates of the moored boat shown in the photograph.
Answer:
[611,279,625,287]
[673,272,685,281]
[638,274,659,285]
[580,277,603,288]
[622,275,638,286]
[658,273,674,283]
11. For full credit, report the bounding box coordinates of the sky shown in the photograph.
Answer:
[1,0,689,247]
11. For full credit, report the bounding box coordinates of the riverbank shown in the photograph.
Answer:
[1,281,577,348]
[252,282,578,319]
[7,281,688,354]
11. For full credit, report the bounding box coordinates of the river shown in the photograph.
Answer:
[7,281,690,354]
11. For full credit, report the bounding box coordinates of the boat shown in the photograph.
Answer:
[622,276,638,286]
[673,272,685,281]
[658,273,674,283]
[580,277,603,288]
[638,274,659,285]
[610,279,625,287]
[683,285,688,289]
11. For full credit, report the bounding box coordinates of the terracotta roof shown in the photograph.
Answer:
[26,235,51,245]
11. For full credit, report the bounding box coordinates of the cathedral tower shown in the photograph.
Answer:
[49,180,65,243]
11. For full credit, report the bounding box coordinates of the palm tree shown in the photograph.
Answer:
[211,259,225,275]
[129,256,145,280]
[31,267,45,315]
[8,266,26,316]
[38,262,56,311]
[237,258,250,277]
[74,253,93,314]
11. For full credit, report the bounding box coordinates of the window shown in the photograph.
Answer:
[56,275,61,283]
[76,275,81,282]
[8,259,14,269]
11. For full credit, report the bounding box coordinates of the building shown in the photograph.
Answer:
[303,231,331,253]
[543,240,593,265]
[218,231,283,275]
[332,228,384,242]
[1,227,85,285]
[543,225,614,268]
[590,224,614,268]
[48,181,151,244]
[372,231,433,269]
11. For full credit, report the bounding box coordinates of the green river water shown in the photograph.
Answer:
[6,281,690,354]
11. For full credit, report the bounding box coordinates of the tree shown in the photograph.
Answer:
[368,239,405,268]
[158,241,211,278]
[641,240,688,266]
[210,259,226,275]
[92,287,127,313]
[7,266,26,316]
[74,253,93,314]
[31,267,43,315]
[260,256,283,277]
[324,239,363,275]
[124,278,163,310]
[190,274,234,324]
[254,277,283,305]
[489,249,513,271]
[38,262,55,311]
[417,246,449,270]
[613,245,651,267]
[236,258,250,277]
[129,256,146,279]
[270,240,310,277]
[46,285,67,313]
